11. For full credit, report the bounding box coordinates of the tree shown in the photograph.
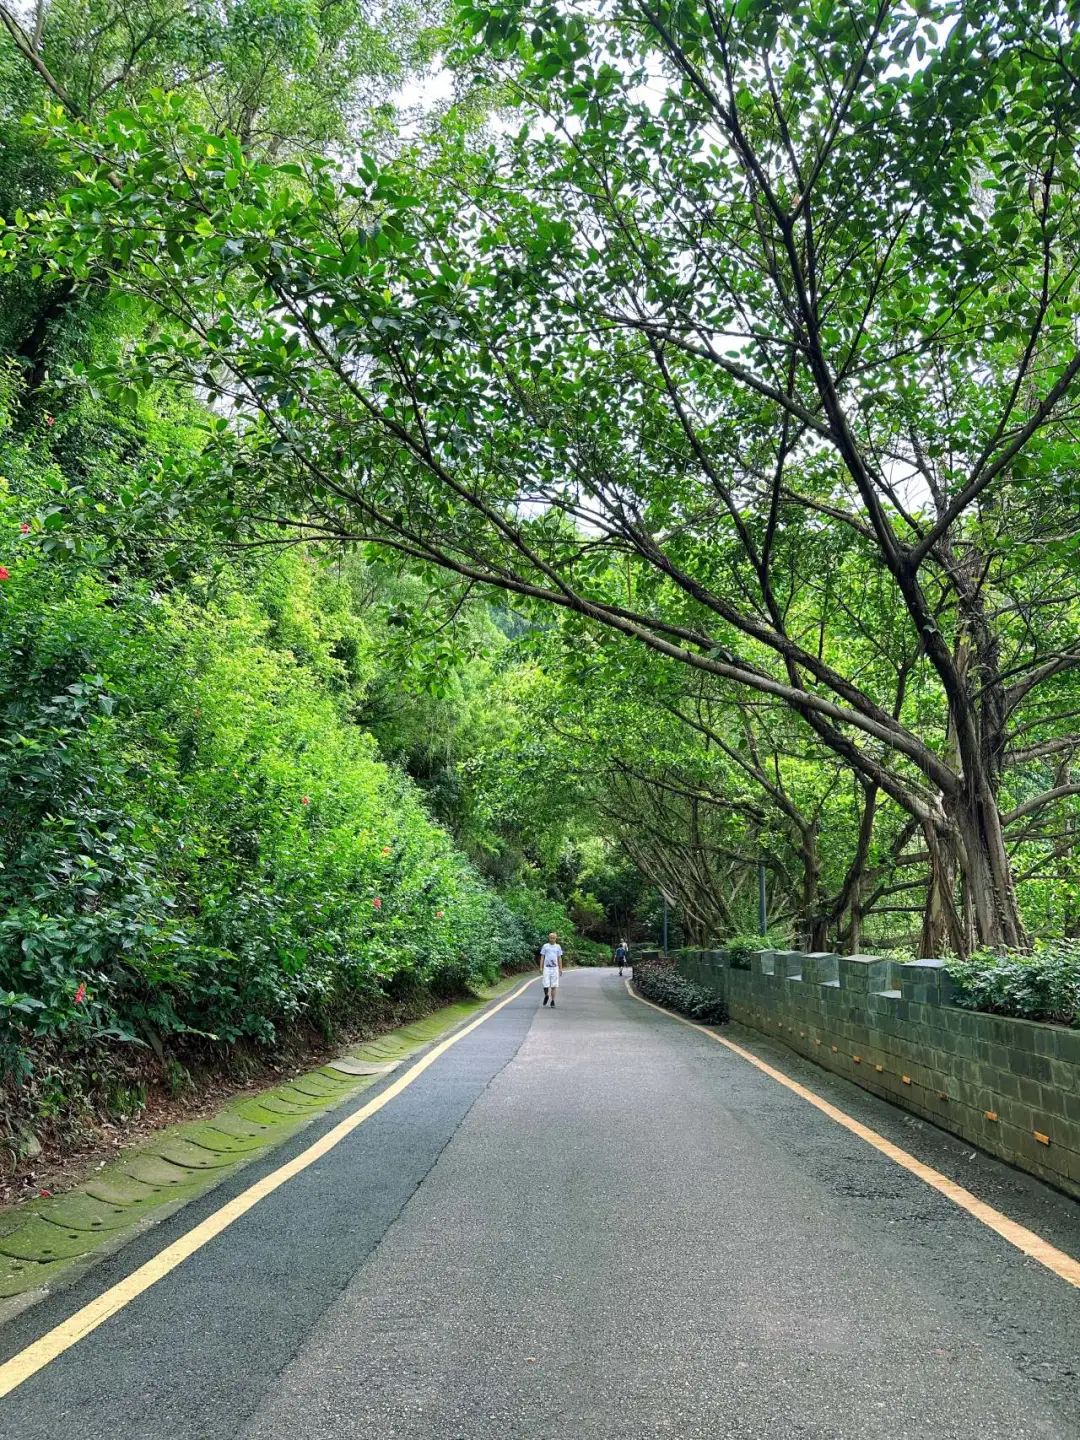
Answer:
[507,621,923,950]
[0,0,433,395]
[12,0,1080,954]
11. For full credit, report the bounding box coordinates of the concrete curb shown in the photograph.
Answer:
[0,978,522,1324]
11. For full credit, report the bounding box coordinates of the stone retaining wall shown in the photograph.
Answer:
[671,948,1080,1200]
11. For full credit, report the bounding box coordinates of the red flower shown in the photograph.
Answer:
[372,896,382,910]
[0,566,9,582]
[19,522,29,534]
[436,910,445,918]
[74,983,87,1004]
[38,1189,52,1199]
[45,415,55,426]
[301,795,310,806]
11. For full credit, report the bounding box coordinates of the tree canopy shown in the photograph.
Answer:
[2,0,1080,1117]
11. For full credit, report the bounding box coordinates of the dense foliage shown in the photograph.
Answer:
[0,492,590,1148]
[948,944,1080,1029]
[13,0,1080,964]
[633,959,729,1027]
[3,0,1080,1150]
[0,0,617,1159]
[0,541,533,1038]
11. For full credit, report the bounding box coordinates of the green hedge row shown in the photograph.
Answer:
[947,942,1080,1029]
[0,538,566,1153]
[633,960,729,1025]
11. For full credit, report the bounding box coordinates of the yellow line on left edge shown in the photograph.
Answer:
[0,977,535,1401]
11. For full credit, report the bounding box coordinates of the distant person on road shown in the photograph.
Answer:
[539,932,563,1008]
[614,938,629,977]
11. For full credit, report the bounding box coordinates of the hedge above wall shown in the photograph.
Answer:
[674,948,1080,1202]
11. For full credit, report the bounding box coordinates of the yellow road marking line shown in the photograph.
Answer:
[0,977,536,1400]
[626,981,1080,1290]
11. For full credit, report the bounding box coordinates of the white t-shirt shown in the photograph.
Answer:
[540,943,563,968]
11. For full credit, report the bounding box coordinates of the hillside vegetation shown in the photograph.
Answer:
[4,0,1080,1154]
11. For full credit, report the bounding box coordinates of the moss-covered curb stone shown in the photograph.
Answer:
[0,977,524,1321]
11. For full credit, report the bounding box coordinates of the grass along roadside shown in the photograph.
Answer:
[0,974,526,1324]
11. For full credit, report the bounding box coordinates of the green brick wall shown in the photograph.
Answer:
[674,948,1080,1199]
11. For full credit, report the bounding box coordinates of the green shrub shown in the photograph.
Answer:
[724,930,790,970]
[947,942,1080,1028]
[634,959,728,1025]
[0,542,546,1147]
[565,936,611,967]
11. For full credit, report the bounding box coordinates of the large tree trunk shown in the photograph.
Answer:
[958,782,1027,952]
[920,787,1027,957]
[920,821,958,956]
[917,562,1027,957]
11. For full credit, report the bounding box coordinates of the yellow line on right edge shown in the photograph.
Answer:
[626,979,1080,1290]
[0,976,536,1401]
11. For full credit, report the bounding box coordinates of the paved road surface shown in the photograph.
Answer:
[2,969,1079,1440]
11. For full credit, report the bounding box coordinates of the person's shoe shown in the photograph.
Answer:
[542,992,548,1006]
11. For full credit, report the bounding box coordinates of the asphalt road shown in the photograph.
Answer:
[2,968,1080,1440]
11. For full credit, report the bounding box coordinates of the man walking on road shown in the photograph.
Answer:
[539,932,563,1007]
[614,938,629,976]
